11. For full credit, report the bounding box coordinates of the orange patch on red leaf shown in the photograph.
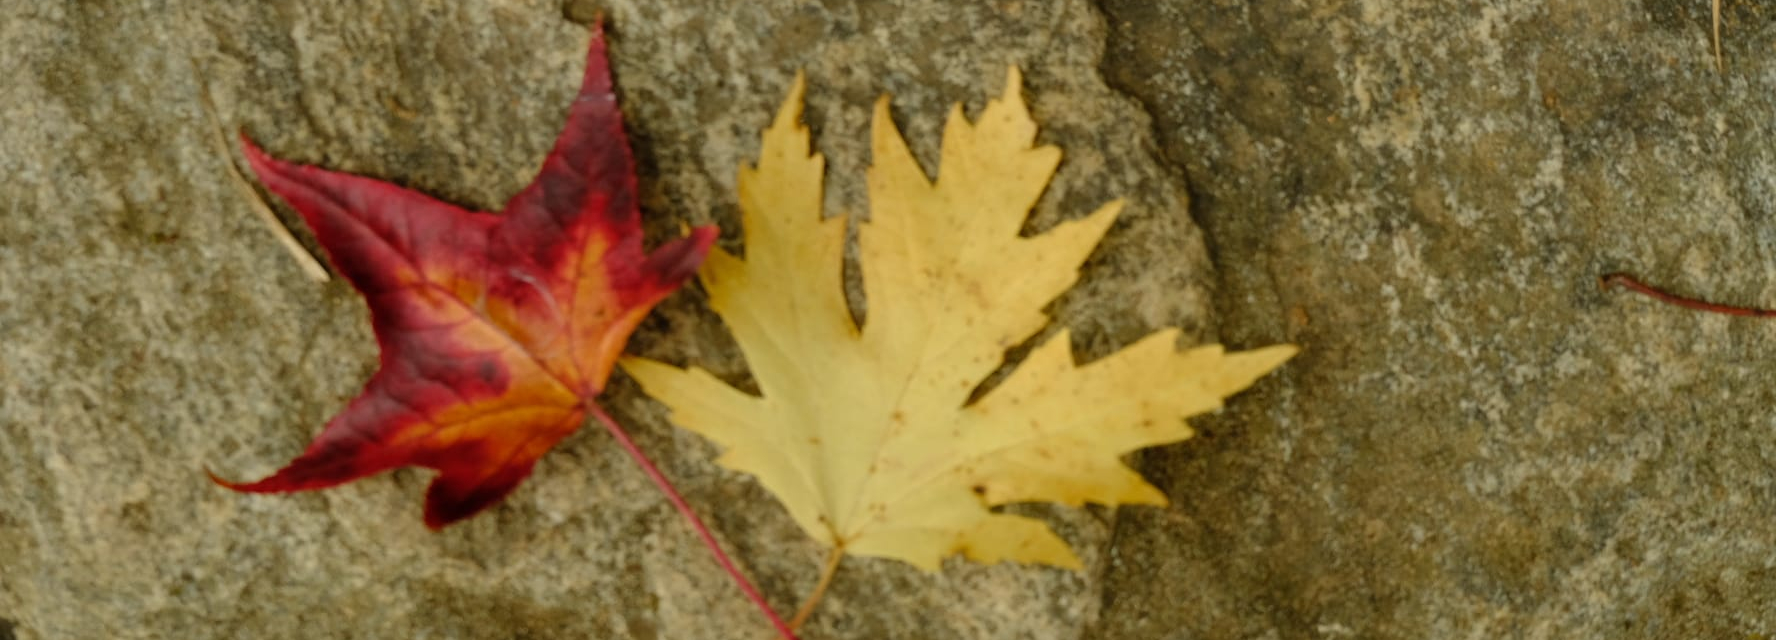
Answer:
[215,24,715,529]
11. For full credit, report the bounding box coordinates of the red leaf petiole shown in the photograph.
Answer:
[589,403,799,640]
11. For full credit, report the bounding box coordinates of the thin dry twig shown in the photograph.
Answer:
[1602,273,1776,317]
[190,56,330,282]
[1713,0,1724,72]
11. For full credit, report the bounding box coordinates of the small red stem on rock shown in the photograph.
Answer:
[1601,273,1776,317]
[590,403,799,640]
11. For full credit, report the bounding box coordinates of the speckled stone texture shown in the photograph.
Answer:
[2,0,1773,638]
[1092,1,1776,638]
[2,1,1194,638]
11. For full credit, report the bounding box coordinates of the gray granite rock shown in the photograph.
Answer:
[6,0,1776,638]
[1090,1,1776,638]
[1,1,1195,638]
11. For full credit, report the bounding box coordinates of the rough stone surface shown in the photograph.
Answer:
[1091,1,1776,639]
[2,1,1193,639]
[3,0,1774,639]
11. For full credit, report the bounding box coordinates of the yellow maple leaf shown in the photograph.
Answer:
[623,69,1296,572]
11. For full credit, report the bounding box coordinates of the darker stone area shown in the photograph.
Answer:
[1091,1,1776,638]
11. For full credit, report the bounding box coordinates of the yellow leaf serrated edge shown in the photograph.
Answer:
[623,68,1297,573]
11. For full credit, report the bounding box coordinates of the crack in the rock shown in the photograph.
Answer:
[1079,0,1226,336]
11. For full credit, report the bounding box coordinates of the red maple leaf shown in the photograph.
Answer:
[214,24,717,529]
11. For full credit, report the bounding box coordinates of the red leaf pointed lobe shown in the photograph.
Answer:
[216,24,716,529]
